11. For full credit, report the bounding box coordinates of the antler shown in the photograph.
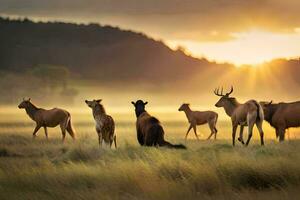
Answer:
[214,87,224,97]
[225,86,233,96]
[214,86,233,97]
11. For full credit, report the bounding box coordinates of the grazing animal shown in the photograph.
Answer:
[131,100,186,149]
[178,103,218,140]
[85,99,116,148]
[214,87,264,146]
[260,101,300,141]
[18,98,76,142]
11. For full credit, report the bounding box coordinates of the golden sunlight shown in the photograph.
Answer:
[167,30,300,66]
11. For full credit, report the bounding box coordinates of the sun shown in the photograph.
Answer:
[166,29,300,66]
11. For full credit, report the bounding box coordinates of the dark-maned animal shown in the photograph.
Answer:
[178,103,218,140]
[260,101,300,141]
[85,99,116,148]
[214,87,264,146]
[18,98,76,142]
[131,100,186,149]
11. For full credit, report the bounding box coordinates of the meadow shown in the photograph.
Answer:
[1,107,300,200]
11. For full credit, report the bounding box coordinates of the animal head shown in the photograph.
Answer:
[178,103,190,111]
[85,99,102,109]
[131,100,148,117]
[214,86,234,108]
[18,98,31,109]
[259,101,273,120]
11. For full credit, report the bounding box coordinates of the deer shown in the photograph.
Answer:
[85,99,117,148]
[214,87,264,146]
[132,100,186,149]
[178,103,218,140]
[260,100,300,142]
[18,98,76,142]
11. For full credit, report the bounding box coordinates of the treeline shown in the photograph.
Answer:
[0,65,78,104]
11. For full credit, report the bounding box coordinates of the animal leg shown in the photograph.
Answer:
[113,135,117,149]
[278,128,286,142]
[238,125,245,145]
[207,121,215,140]
[245,122,255,146]
[232,124,238,146]
[256,121,264,146]
[32,125,41,139]
[185,124,192,140]
[98,133,103,148]
[60,123,66,143]
[43,126,48,140]
[192,125,200,140]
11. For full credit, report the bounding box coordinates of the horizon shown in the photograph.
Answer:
[1,14,299,67]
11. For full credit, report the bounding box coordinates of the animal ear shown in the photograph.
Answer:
[95,99,102,103]
[131,101,135,106]
[268,100,273,105]
[144,101,148,105]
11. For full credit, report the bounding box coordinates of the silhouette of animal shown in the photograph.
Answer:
[131,100,186,149]
[18,98,76,142]
[178,103,218,140]
[214,87,264,146]
[85,99,116,148]
[260,101,300,141]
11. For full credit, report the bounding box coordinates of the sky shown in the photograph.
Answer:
[1,0,300,65]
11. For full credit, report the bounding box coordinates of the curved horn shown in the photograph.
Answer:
[268,100,273,105]
[226,86,233,96]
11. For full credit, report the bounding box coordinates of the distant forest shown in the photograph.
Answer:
[0,17,300,104]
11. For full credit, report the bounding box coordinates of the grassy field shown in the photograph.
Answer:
[1,108,300,200]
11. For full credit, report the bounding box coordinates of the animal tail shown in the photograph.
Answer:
[253,100,264,122]
[66,113,76,140]
[155,125,186,149]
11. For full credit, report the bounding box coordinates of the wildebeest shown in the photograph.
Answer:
[131,100,186,149]
[18,98,76,142]
[85,99,117,148]
[260,101,300,141]
[178,103,218,140]
[214,87,264,146]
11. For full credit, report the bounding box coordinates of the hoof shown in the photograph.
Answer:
[238,138,245,145]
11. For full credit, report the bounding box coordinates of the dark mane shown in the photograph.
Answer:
[149,117,160,124]
[265,103,279,125]
[228,97,240,107]
[25,102,41,120]
[94,103,106,116]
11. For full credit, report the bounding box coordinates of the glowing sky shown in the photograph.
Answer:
[1,0,300,65]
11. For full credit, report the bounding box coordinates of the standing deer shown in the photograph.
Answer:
[132,100,186,149]
[178,103,218,140]
[260,100,300,142]
[214,87,264,146]
[18,98,76,142]
[85,99,116,148]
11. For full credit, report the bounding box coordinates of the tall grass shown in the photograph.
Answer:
[0,111,300,199]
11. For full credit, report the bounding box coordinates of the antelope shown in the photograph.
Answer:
[132,100,186,149]
[214,87,264,146]
[260,101,300,141]
[178,103,218,140]
[85,99,116,148]
[18,98,76,142]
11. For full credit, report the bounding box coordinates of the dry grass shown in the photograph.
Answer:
[0,111,300,199]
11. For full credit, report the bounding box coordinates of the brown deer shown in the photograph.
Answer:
[85,99,116,148]
[214,87,264,146]
[18,98,76,142]
[178,103,218,140]
[132,100,186,149]
[260,101,300,142]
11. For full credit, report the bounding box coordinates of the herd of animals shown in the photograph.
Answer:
[17,86,300,149]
